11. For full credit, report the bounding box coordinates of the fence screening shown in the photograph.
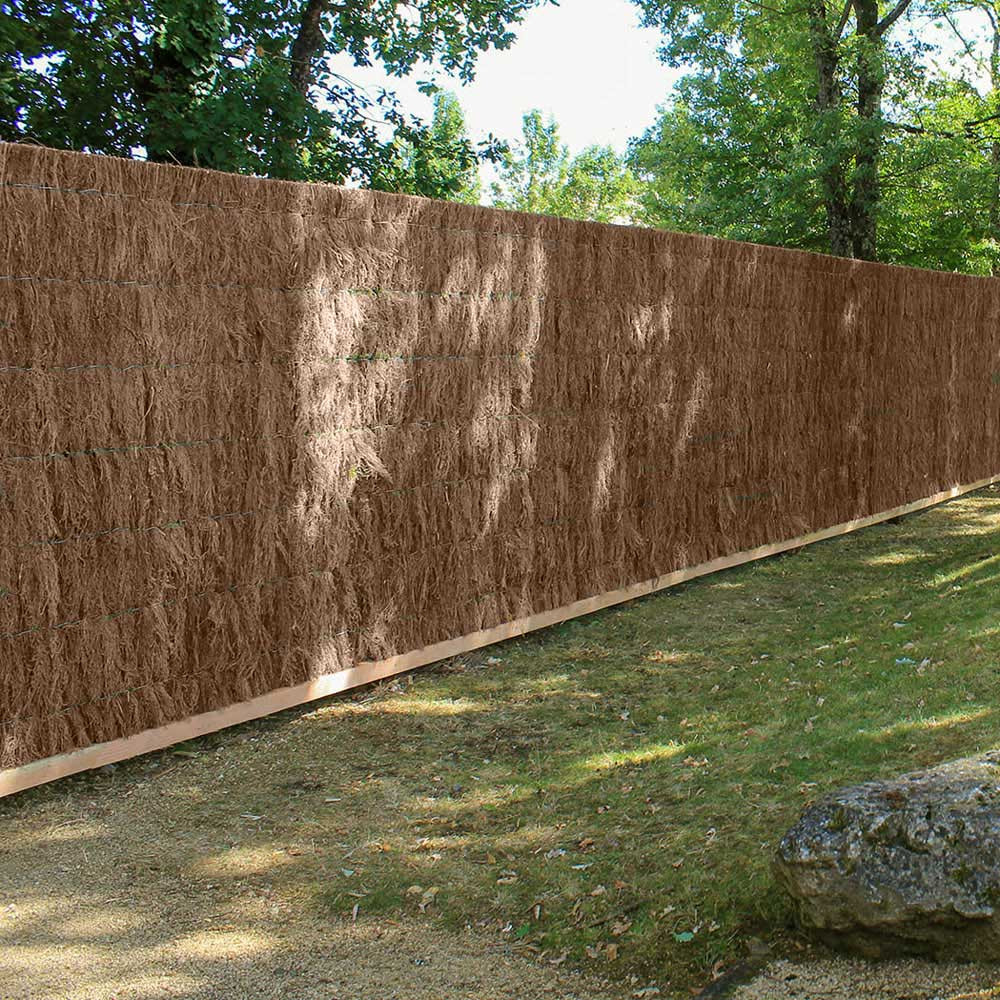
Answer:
[1,141,998,776]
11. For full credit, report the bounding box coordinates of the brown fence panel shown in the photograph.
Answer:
[2,142,998,791]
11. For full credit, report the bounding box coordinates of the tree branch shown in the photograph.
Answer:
[884,108,1000,142]
[943,10,981,66]
[834,0,853,40]
[875,0,914,36]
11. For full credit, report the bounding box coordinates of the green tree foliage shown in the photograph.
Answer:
[629,0,935,261]
[876,81,1000,272]
[628,0,1000,272]
[491,109,568,212]
[628,73,827,251]
[373,90,482,203]
[0,0,544,190]
[491,109,638,222]
[905,1,1000,272]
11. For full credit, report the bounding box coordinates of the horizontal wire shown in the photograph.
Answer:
[0,333,989,373]
[0,271,553,301]
[8,179,997,283]
[9,391,983,550]
[16,464,561,550]
[0,410,557,464]
[1,467,851,645]
[1,372,993,466]
[0,353,533,373]
[0,579,517,730]
[2,272,994,341]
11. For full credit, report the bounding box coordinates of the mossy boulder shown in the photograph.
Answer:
[774,752,1000,959]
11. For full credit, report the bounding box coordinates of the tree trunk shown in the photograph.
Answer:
[808,1,854,257]
[988,5,1000,274]
[851,0,884,261]
[290,0,330,97]
[989,142,1000,276]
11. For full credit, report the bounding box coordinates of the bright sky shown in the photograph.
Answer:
[329,0,680,159]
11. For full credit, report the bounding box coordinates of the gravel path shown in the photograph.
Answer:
[733,958,1000,1000]
[2,901,618,1000]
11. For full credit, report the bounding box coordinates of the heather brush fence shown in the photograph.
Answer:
[2,142,998,793]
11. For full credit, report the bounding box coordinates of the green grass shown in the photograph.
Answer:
[307,487,1000,993]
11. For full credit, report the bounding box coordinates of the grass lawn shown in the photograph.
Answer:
[7,486,1000,998]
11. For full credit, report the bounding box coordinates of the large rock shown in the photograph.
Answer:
[774,752,1000,959]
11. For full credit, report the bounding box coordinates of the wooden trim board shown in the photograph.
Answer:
[3,473,998,799]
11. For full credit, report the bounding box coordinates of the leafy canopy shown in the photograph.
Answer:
[492,109,638,223]
[629,0,1000,271]
[374,90,483,203]
[0,0,544,189]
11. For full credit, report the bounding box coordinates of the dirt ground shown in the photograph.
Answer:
[0,751,627,1000]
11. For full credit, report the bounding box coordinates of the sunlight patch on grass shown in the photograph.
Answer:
[933,552,1000,585]
[864,550,925,567]
[515,672,577,694]
[488,823,571,851]
[170,928,279,960]
[194,844,302,878]
[312,695,488,718]
[406,783,526,815]
[44,905,151,939]
[581,743,687,773]
[871,708,995,739]
[10,819,107,848]
[644,649,695,665]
